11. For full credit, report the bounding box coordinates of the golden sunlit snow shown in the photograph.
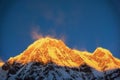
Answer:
[0,60,4,67]
[8,37,120,71]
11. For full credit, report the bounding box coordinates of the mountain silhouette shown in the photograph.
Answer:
[1,37,120,80]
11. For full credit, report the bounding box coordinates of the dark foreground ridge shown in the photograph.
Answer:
[1,61,120,80]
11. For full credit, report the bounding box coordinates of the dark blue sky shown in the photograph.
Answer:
[0,0,120,61]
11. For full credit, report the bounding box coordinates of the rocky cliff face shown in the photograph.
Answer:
[0,37,120,80]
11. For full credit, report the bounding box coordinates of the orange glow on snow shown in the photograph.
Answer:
[0,60,4,67]
[8,37,120,71]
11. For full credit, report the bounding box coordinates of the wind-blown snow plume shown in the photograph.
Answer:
[31,28,43,40]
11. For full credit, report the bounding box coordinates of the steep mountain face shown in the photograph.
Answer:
[0,37,120,80]
[8,37,84,67]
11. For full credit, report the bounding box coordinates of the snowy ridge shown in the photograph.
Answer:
[0,37,120,80]
[7,37,120,71]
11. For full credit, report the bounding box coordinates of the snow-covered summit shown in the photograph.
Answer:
[0,37,120,80]
[7,37,120,71]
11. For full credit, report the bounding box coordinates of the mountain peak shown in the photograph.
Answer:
[2,37,120,80]
[8,37,83,67]
[91,47,120,70]
[7,37,120,71]
[93,47,113,58]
